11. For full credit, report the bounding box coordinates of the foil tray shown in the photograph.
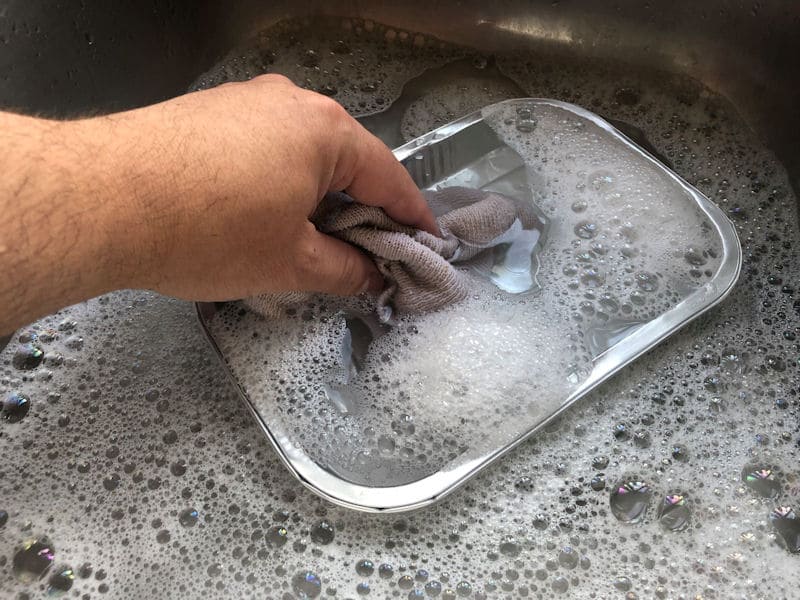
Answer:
[196,99,742,513]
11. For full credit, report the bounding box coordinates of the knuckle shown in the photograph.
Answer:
[252,73,294,87]
[315,94,349,122]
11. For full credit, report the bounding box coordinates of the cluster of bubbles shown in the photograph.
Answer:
[481,100,722,329]
[189,15,466,118]
[212,285,587,486]
[208,61,724,488]
[1,14,799,600]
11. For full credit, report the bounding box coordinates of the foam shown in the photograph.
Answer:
[208,97,722,490]
[1,14,798,600]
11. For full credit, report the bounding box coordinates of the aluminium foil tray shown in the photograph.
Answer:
[196,99,741,513]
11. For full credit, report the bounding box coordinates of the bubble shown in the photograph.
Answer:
[742,466,780,499]
[769,507,800,554]
[591,475,606,491]
[571,200,588,213]
[178,508,199,528]
[613,423,629,440]
[515,105,536,132]
[356,581,370,595]
[356,559,374,576]
[0,509,7,527]
[103,474,121,491]
[12,538,55,583]
[580,268,606,288]
[551,576,569,593]
[671,445,688,461]
[2,392,31,423]
[558,546,579,569]
[456,581,471,596]
[156,529,171,544]
[425,580,442,596]
[310,520,335,544]
[657,494,691,531]
[293,571,322,598]
[635,271,659,292]
[12,343,44,370]
[764,355,786,372]
[170,460,187,477]
[633,431,651,448]
[378,563,394,579]
[684,247,708,266]
[498,537,521,557]
[266,525,288,547]
[574,221,599,239]
[47,566,75,595]
[613,576,632,591]
[610,480,652,523]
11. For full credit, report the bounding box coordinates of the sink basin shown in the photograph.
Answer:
[1,2,797,188]
[1,2,798,598]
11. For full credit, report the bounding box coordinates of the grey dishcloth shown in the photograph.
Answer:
[245,186,542,321]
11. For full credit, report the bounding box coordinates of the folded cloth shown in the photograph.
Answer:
[245,186,542,321]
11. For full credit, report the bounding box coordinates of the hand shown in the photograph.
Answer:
[99,74,438,300]
[0,75,438,333]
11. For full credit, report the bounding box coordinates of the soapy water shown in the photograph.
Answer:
[1,14,799,600]
[205,95,723,487]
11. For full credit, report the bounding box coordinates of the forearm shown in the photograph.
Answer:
[0,112,151,334]
[0,76,437,335]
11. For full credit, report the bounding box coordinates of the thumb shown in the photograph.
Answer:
[298,231,383,297]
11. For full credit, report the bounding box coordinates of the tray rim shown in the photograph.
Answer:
[196,98,743,513]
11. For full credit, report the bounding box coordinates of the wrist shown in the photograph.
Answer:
[48,118,138,294]
[68,110,180,293]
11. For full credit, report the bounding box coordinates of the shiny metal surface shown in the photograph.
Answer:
[0,1,797,192]
[0,3,795,597]
[196,99,742,512]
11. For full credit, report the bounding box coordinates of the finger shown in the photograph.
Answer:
[334,119,440,236]
[298,231,384,297]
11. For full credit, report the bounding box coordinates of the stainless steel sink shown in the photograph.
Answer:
[0,1,797,189]
[1,2,799,598]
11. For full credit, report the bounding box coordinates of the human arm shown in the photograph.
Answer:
[0,74,437,334]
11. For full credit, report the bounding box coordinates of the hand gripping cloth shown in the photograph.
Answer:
[245,186,543,321]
